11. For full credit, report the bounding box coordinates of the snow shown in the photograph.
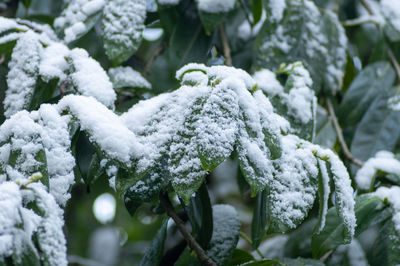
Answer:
[69,48,116,108]
[58,95,144,166]
[316,159,330,233]
[4,31,41,118]
[158,0,180,5]
[355,151,400,190]
[253,69,284,97]
[54,0,105,43]
[196,0,236,13]
[108,66,151,90]
[39,42,70,82]
[374,186,400,234]
[268,0,286,22]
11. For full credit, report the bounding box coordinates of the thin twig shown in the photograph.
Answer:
[326,99,363,167]
[239,231,265,259]
[388,49,400,81]
[160,193,217,266]
[342,16,380,27]
[144,42,166,77]
[320,250,334,263]
[219,25,232,67]
[359,0,400,81]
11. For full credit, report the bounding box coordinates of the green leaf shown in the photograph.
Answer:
[139,218,169,266]
[350,90,400,169]
[381,0,400,42]
[29,77,59,112]
[338,62,395,128]
[241,259,283,266]
[86,153,102,185]
[168,8,213,68]
[21,0,32,9]
[314,107,336,149]
[11,236,40,266]
[252,0,262,25]
[251,190,267,249]
[312,195,389,258]
[227,249,255,266]
[101,0,146,65]
[256,0,347,94]
[388,219,400,265]
[186,182,213,249]
[198,11,226,35]
[281,257,324,266]
[176,204,241,266]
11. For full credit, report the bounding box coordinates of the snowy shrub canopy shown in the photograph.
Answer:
[1,0,400,265]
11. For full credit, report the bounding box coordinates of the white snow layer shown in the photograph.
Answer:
[108,66,151,90]
[196,0,236,13]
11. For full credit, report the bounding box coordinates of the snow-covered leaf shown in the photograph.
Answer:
[380,0,400,42]
[108,66,151,90]
[54,0,105,43]
[101,0,146,65]
[4,31,41,118]
[255,0,347,94]
[195,0,236,34]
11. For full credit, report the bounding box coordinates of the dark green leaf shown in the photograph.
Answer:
[338,62,395,127]
[251,190,267,249]
[86,153,102,185]
[21,0,32,9]
[388,218,400,265]
[281,257,324,266]
[312,195,389,258]
[241,259,283,266]
[139,218,169,266]
[314,107,336,149]
[252,0,262,25]
[227,249,255,266]
[350,90,400,171]
[187,182,213,249]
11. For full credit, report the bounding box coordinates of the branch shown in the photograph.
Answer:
[359,0,400,81]
[326,99,364,167]
[342,16,380,27]
[219,25,232,67]
[159,193,217,266]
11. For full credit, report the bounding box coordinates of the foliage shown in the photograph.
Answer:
[0,0,400,265]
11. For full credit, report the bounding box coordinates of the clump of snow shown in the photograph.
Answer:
[39,42,70,82]
[374,186,400,235]
[196,0,236,13]
[268,0,286,22]
[69,48,116,108]
[253,69,284,97]
[108,66,151,90]
[4,31,41,118]
[355,151,400,190]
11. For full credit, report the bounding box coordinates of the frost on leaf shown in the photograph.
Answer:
[54,0,105,43]
[206,204,240,265]
[4,31,41,118]
[355,151,400,191]
[255,0,347,94]
[108,66,151,90]
[101,0,146,65]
